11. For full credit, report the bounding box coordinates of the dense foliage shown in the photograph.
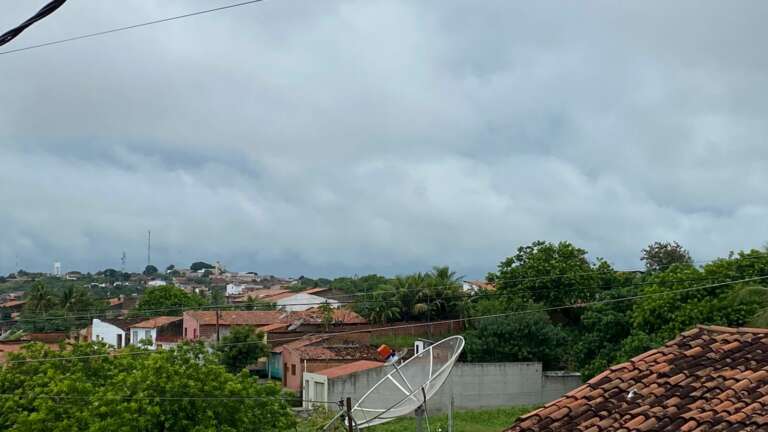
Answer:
[19,282,107,332]
[0,342,296,432]
[354,267,466,324]
[464,240,768,378]
[133,285,204,317]
[215,326,269,373]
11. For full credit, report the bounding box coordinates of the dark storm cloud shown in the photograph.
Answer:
[1,0,768,277]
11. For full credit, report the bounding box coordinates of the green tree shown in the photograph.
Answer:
[190,261,215,272]
[464,300,566,368]
[24,281,56,315]
[641,241,693,272]
[143,265,159,276]
[215,326,269,374]
[134,285,204,317]
[490,241,603,325]
[319,301,334,331]
[0,342,295,431]
[361,289,401,324]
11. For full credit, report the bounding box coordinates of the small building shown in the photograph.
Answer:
[146,280,167,288]
[462,280,495,293]
[272,289,339,312]
[90,318,131,348]
[128,316,183,350]
[271,335,380,392]
[182,310,285,341]
[302,360,384,408]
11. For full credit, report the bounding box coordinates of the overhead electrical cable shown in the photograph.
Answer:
[0,0,265,55]
[0,0,67,47]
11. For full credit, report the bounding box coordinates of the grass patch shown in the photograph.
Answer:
[366,406,536,432]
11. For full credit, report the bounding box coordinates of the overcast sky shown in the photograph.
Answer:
[1,0,767,278]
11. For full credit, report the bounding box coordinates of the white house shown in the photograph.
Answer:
[91,319,127,348]
[147,280,167,287]
[273,290,339,312]
[226,283,245,296]
[128,316,182,350]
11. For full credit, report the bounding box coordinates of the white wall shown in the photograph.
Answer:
[129,327,157,350]
[277,293,339,312]
[324,363,582,413]
[92,319,126,348]
[226,283,244,296]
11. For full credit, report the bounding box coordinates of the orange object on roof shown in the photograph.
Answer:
[377,344,393,361]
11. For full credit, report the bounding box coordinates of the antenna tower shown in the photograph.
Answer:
[147,230,151,266]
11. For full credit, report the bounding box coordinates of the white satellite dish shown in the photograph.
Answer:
[324,335,464,431]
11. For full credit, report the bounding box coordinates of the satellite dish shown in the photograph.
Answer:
[325,335,464,430]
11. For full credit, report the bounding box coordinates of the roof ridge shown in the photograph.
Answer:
[697,325,768,334]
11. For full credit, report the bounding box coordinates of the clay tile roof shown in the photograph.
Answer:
[314,360,384,379]
[303,287,329,295]
[505,325,768,432]
[185,310,284,326]
[0,300,26,308]
[131,316,181,329]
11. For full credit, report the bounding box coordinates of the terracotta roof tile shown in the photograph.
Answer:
[505,325,768,432]
[185,310,284,326]
[131,316,181,329]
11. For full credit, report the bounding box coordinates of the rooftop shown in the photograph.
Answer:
[314,360,384,379]
[505,325,768,432]
[185,310,284,326]
[131,316,182,329]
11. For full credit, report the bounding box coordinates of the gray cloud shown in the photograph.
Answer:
[2,0,768,277]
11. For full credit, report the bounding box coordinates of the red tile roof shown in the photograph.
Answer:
[506,325,768,432]
[0,300,26,308]
[303,287,329,295]
[315,360,384,379]
[131,316,182,329]
[287,308,367,325]
[258,323,289,332]
[272,335,331,354]
[186,310,284,326]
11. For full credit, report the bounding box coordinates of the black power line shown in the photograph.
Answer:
[0,0,265,55]
[0,0,67,47]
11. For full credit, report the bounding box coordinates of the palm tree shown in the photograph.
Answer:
[422,266,464,319]
[26,282,56,315]
[366,290,401,324]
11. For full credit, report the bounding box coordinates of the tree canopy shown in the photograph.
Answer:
[190,261,215,272]
[215,326,269,373]
[0,342,296,431]
[133,285,204,317]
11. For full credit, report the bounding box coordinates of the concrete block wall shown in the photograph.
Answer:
[325,362,581,414]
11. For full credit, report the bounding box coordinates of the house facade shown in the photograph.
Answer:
[91,318,128,348]
[271,335,380,391]
[128,316,182,350]
[182,310,284,341]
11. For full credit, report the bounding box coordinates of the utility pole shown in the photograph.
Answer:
[215,307,221,343]
[345,397,354,432]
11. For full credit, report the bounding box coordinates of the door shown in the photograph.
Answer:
[116,333,123,349]
[283,363,288,386]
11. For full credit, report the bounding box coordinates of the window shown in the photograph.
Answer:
[132,330,138,344]
[291,364,296,376]
[184,327,188,338]
[145,330,151,340]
